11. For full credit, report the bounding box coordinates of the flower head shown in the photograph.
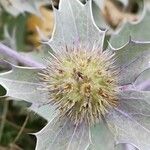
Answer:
[40,46,118,125]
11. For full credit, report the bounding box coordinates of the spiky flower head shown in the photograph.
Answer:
[40,46,118,125]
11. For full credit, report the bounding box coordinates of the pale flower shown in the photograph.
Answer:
[0,0,150,150]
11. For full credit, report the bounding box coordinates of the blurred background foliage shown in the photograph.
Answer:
[0,0,147,149]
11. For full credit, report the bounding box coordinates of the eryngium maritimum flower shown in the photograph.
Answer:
[40,46,118,126]
[0,0,150,150]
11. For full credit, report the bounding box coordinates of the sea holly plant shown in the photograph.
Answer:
[0,0,51,17]
[0,0,150,150]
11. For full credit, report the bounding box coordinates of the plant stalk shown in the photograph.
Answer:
[0,100,9,142]
[0,43,45,68]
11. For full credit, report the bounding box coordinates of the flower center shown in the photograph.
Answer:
[40,49,118,125]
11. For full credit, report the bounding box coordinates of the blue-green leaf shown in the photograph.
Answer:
[134,68,150,91]
[110,11,149,48]
[89,121,115,150]
[0,65,47,104]
[109,39,150,85]
[35,117,90,150]
[106,108,150,150]
[48,0,105,52]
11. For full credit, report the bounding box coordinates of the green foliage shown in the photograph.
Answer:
[0,10,28,51]
[0,100,47,149]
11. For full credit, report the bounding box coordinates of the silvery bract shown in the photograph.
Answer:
[0,0,150,150]
[0,0,51,16]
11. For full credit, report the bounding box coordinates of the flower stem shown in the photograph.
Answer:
[11,114,29,144]
[118,144,137,150]
[0,116,36,133]
[0,100,9,142]
[124,144,137,150]
[0,43,45,68]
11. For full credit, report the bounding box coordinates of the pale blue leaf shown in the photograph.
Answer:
[88,121,115,150]
[119,91,150,119]
[35,117,91,150]
[30,103,57,122]
[106,90,150,150]
[110,10,149,48]
[134,68,150,91]
[0,65,48,105]
[109,40,150,85]
[48,0,105,52]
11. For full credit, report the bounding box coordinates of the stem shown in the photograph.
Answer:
[124,144,137,150]
[11,114,29,144]
[0,43,45,68]
[0,117,36,133]
[0,60,12,70]
[119,144,137,150]
[0,100,9,142]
